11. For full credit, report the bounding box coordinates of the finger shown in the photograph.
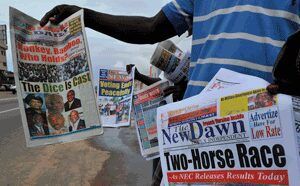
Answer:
[126,66,132,74]
[50,14,67,25]
[267,83,300,96]
[266,83,279,95]
[49,17,56,22]
[40,6,59,27]
[126,64,134,74]
[163,86,176,97]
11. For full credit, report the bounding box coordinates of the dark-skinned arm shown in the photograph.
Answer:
[135,72,161,86]
[126,65,187,100]
[40,5,177,44]
[126,64,161,86]
[267,29,300,96]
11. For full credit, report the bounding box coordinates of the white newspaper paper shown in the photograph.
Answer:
[157,69,300,185]
[133,80,172,159]
[150,40,189,83]
[98,68,135,127]
[10,8,102,147]
[200,68,270,102]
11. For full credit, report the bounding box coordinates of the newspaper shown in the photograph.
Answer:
[150,40,190,83]
[133,80,172,159]
[157,69,300,185]
[201,68,270,100]
[10,7,102,147]
[98,68,135,127]
[292,97,300,154]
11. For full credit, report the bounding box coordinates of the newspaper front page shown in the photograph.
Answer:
[10,7,102,147]
[157,69,300,185]
[150,40,190,84]
[98,68,134,127]
[133,80,172,159]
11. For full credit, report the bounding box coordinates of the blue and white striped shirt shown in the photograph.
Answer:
[162,0,300,98]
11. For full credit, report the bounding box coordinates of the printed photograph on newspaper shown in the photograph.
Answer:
[157,71,300,185]
[10,7,102,147]
[133,80,172,159]
[150,40,190,84]
[98,68,134,127]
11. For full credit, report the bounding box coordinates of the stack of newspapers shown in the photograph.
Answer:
[157,68,300,185]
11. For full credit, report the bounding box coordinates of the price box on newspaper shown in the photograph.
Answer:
[157,86,300,185]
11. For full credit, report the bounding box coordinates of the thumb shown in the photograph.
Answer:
[266,83,279,95]
[50,14,67,25]
[267,82,300,96]
[126,64,133,74]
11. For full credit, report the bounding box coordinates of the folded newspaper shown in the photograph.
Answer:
[10,8,102,147]
[157,68,300,185]
[150,40,190,84]
[133,80,172,160]
[98,68,135,127]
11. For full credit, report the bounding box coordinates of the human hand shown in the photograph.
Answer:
[163,85,186,101]
[162,86,177,97]
[126,64,140,77]
[267,29,300,96]
[267,82,300,96]
[40,5,81,26]
[126,64,135,74]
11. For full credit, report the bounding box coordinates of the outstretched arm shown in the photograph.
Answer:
[126,64,161,85]
[135,72,161,86]
[40,5,177,44]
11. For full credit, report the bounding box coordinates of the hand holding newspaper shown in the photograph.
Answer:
[157,68,300,185]
[150,40,190,84]
[10,8,102,147]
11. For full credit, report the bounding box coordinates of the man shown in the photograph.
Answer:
[24,94,47,135]
[68,110,86,132]
[109,103,116,115]
[40,3,300,98]
[254,92,276,109]
[29,114,50,137]
[45,94,65,114]
[104,103,110,116]
[64,90,82,112]
[48,113,67,135]
[41,2,300,184]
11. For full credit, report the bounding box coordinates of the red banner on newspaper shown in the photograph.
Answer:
[134,86,162,105]
[168,105,217,126]
[167,170,288,185]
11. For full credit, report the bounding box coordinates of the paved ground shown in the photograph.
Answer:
[0,91,152,186]
[0,89,17,99]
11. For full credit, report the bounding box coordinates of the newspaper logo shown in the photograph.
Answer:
[99,69,108,79]
[249,106,282,140]
[162,113,248,147]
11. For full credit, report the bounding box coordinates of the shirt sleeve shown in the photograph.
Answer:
[162,0,194,36]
